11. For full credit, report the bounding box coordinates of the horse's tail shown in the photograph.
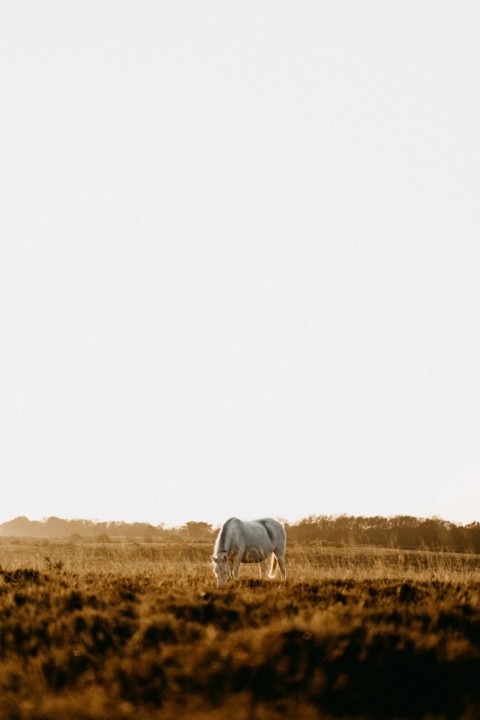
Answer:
[268,553,278,579]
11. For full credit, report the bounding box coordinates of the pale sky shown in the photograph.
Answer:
[1,2,480,528]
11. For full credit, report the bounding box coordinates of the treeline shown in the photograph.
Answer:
[0,516,214,542]
[285,515,480,554]
[2,514,480,553]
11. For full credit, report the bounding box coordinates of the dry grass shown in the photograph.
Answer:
[1,540,480,719]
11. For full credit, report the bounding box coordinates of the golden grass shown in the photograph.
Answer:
[1,540,480,719]
[3,539,480,581]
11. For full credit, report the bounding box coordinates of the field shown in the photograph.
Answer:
[1,540,480,719]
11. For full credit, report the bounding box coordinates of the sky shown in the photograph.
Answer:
[1,1,480,528]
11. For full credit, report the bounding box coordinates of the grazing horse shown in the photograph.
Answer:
[212,517,286,587]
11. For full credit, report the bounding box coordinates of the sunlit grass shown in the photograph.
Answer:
[3,539,480,581]
[1,540,480,719]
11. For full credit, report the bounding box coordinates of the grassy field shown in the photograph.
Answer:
[1,540,480,719]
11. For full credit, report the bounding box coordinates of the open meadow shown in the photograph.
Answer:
[1,539,480,719]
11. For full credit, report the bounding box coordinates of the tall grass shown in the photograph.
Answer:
[1,540,480,719]
[3,539,480,580]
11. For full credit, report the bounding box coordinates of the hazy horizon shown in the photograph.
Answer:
[1,509,478,531]
[2,2,480,529]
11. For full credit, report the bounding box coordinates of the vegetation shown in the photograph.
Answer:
[3,514,480,553]
[1,540,480,718]
[286,514,480,553]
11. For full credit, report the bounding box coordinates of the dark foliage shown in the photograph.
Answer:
[0,555,480,719]
[286,514,480,552]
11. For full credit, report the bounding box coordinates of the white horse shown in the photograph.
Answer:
[212,517,286,587]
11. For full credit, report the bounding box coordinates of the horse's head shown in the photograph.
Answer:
[211,550,231,587]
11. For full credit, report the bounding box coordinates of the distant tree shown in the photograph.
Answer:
[0,516,44,537]
[95,532,111,543]
[181,522,214,540]
[68,533,83,543]
[465,522,480,553]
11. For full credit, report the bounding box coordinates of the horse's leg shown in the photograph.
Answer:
[232,555,241,579]
[267,553,278,579]
[276,551,287,580]
[258,557,269,579]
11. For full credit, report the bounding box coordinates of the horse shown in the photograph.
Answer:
[211,517,286,587]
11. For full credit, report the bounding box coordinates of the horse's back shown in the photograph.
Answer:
[255,518,286,549]
[215,516,286,553]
